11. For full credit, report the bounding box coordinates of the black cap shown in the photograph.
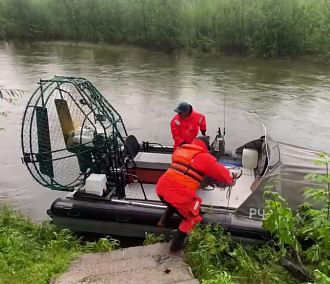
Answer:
[196,136,210,150]
[174,102,190,113]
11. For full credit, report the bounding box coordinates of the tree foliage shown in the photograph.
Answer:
[1,0,330,57]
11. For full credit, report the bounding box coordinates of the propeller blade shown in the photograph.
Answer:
[36,106,54,178]
[55,98,92,174]
[55,99,75,147]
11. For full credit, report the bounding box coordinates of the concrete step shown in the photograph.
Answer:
[69,243,184,269]
[175,280,200,284]
[63,263,193,284]
[51,243,199,284]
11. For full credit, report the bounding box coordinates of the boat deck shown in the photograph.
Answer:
[125,168,255,208]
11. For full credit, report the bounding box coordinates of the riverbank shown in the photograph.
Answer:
[36,40,330,64]
[1,0,330,60]
[3,40,329,66]
[1,205,327,284]
[0,206,119,284]
[0,207,288,284]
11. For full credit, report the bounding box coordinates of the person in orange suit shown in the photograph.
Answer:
[170,102,207,151]
[155,136,236,253]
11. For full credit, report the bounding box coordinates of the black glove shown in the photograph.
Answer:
[180,141,186,146]
[201,130,206,136]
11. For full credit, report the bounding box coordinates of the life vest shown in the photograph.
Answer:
[165,144,205,190]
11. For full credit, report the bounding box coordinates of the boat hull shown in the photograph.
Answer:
[47,197,269,243]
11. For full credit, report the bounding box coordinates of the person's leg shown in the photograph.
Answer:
[170,198,202,252]
[170,229,189,252]
[157,195,179,227]
[157,205,176,227]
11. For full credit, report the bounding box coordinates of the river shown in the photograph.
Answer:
[1,41,330,222]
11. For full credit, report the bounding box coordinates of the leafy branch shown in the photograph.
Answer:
[0,88,24,131]
[302,153,330,274]
[263,185,302,262]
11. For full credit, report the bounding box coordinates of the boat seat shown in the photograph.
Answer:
[125,135,172,171]
[126,135,140,158]
[134,152,172,170]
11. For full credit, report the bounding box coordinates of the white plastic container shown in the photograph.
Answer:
[242,148,258,169]
[85,174,107,196]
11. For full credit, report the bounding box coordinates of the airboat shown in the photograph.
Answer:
[21,77,326,242]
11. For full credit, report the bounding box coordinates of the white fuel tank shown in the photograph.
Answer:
[242,148,258,169]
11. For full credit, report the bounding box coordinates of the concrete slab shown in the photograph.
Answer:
[175,280,200,284]
[51,243,199,284]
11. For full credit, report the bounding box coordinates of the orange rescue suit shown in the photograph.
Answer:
[156,140,233,233]
[170,109,206,151]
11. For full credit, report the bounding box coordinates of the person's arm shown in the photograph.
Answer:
[193,153,233,184]
[170,118,185,146]
[199,114,207,136]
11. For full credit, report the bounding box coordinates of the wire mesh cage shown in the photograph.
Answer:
[21,76,128,191]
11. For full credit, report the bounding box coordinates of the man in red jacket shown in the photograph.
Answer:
[171,102,207,151]
[156,136,235,253]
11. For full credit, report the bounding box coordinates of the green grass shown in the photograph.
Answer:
[0,206,119,284]
[185,224,299,284]
[143,232,166,246]
[1,0,330,58]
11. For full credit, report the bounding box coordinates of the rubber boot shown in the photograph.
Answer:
[170,229,188,253]
[157,206,175,227]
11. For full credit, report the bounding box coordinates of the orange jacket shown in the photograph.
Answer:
[156,140,233,200]
[170,108,206,151]
[166,143,206,190]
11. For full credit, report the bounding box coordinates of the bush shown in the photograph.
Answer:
[185,224,297,284]
[263,152,330,280]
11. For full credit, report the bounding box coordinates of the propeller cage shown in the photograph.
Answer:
[21,77,127,191]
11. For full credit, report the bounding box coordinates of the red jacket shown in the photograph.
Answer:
[156,140,233,208]
[170,108,206,151]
